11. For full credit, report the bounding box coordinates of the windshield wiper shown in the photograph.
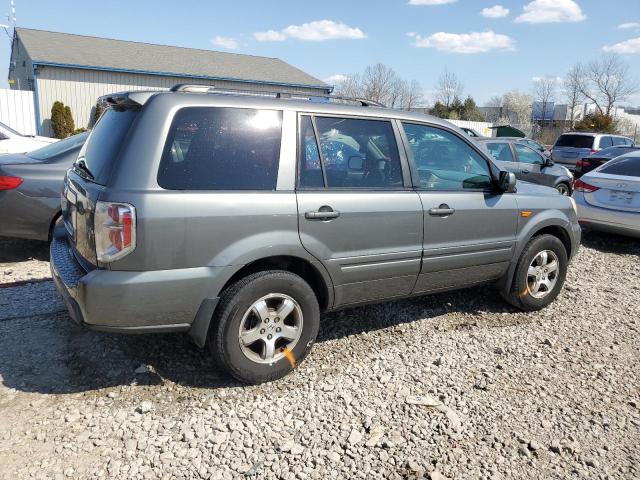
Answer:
[74,158,95,181]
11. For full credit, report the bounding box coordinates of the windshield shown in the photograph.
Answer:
[27,132,88,161]
[0,121,23,136]
[555,134,594,149]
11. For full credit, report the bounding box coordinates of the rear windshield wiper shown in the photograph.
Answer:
[74,158,95,181]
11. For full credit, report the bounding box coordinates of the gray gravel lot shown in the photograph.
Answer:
[0,232,638,480]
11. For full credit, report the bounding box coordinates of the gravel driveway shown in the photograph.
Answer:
[0,232,638,480]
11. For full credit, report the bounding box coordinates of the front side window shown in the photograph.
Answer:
[402,123,492,190]
[158,107,282,190]
[514,144,545,165]
[612,137,626,146]
[299,116,403,189]
[486,142,514,163]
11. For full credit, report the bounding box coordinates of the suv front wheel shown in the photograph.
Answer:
[503,234,568,311]
[209,270,320,384]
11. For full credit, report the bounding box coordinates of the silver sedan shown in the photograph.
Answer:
[573,151,640,238]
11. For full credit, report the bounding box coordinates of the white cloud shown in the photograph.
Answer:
[532,75,563,83]
[411,30,515,53]
[481,5,509,18]
[603,37,640,54]
[408,0,456,4]
[253,30,286,42]
[254,20,366,42]
[324,74,349,84]
[618,22,640,30]
[211,36,239,50]
[515,0,586,24]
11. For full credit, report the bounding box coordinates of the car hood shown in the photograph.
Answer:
[0,152,39,165]
[516,179,559,196]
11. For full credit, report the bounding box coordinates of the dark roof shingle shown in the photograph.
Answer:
[17,28,328,90]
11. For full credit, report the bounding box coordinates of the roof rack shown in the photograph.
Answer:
[169,84,385,108]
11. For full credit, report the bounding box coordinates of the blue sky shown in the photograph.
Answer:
[1,0,639,105]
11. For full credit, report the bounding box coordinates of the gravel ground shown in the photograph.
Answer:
[0,231,638,480]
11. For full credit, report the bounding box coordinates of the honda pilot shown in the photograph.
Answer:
[51,85,581,384]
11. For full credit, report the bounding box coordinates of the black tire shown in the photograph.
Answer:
[209,270,320,384]
[502,234,568,311]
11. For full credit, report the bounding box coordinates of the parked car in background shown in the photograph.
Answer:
[478,137,574,195]
[0,132,88,241]
[50,86,580,384]
[551,132,635,170]
[574,145,640,178]
[0,121,56,154]
[574,151,640,238]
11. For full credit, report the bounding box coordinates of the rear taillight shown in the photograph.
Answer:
[590,149,599,154]
[0,175,23,190]
[575,159,588,169]
[94,201,136,262]
[574,178,599,193]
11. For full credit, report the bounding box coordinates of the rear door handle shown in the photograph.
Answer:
[521,169,530,174]
[305,207,340,220]
[428,204,455,217]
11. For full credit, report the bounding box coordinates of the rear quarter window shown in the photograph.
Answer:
[599,156,640,177]
[158,107,282,190]
[555,134,594,149]
[80,109,138,184]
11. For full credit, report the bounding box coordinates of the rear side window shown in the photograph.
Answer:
[81,109,138,184]
[599,156,640,177]
[599,136,613,148]
[555,134,594,149]
[158,107,282,190]
[486,143,514,162]
[298,115,403,189]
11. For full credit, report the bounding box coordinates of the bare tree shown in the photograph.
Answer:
[485,96,503,108]
[435,69,464,108]
[334,63,423,110]
[533,77,557,127]
[563,65,584,128]
[571,54,638,116]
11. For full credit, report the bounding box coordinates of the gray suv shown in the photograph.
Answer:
[552,132,635,170]
[51,86,581,384]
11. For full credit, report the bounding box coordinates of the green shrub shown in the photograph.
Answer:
[50,101,75,139]
[574,112,618,134]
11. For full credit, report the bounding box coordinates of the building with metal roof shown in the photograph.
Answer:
[8,28,330,136]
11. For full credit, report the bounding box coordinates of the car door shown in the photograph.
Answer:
[513,143,552,187]
[400,122,518,294]
[296,114,423,307]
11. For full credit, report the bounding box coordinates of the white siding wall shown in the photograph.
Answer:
[447,119,494,137]
[35,66,327,136]
[0,88,36,135]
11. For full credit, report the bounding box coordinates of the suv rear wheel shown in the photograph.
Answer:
[503,234,568,311]
[209,270,320,384]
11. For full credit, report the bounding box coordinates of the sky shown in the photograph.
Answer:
[0,0,639,106]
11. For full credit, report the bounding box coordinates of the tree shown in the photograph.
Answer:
[570,54,638,116]
[563,65,585,128]
[502,90,533,131]
[429,101,449,119]
[92,100,105,126]
[334,63,423,110]
[461,96,485,121]
[51,101,74,139]
[434,68,464,108]
[533,77,556,127]
[574,112,618,134]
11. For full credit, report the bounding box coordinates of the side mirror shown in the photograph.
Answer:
[498,171,517,193]
[348,155,364,171]
[545,157,554,167]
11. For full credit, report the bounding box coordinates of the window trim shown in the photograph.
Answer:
[156,105,283,192]
[399,121,498,193]
[295,112,411,191]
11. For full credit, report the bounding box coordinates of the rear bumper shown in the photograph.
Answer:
[575,194,640,238]
[50,229,224,344]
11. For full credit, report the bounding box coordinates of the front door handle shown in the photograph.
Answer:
[305,206,340,220]
[428,204,455,217]
[521,169,530,174]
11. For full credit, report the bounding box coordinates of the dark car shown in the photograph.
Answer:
[478,137,574,195]
[0,132,88,240]
[574,145,640,178]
